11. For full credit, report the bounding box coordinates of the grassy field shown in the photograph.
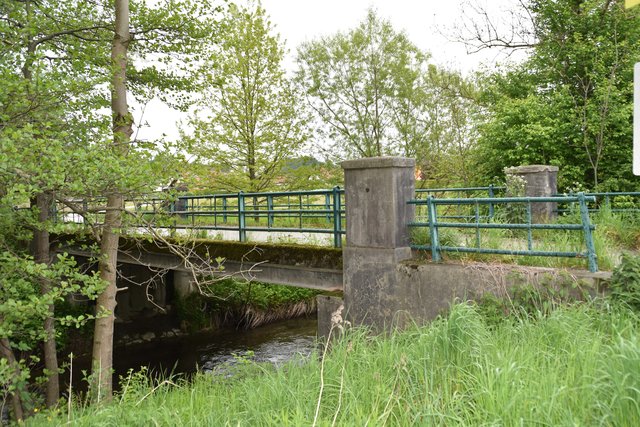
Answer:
[30,302,640,426]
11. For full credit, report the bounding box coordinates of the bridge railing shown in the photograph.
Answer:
[554,191,640,215]
[125,187,347,248]
[408,193,598,272]
[415,185,506,221]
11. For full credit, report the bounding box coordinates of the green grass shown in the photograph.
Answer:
[30,303,640,426]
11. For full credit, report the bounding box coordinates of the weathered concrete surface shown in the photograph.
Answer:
[505,165,559,221]
[390,260,610,326]
[342,157,415,248]
[341,157,416,331]
[316,296,345,343]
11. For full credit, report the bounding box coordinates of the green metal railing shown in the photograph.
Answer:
[555,191,640,214]
[408,193,598,272]
[415,185,506,221]
[124,187,347,248]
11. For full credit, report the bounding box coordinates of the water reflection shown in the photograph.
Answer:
[113,316,318,381]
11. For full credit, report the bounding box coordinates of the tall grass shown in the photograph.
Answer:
[31,303,640,426]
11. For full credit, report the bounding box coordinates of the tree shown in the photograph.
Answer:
[89,0,222,402]
[1,0,222,411]
[0,0,113,410]
[187,3,307,193]
[473,0,640,190]
[295,9,430,159]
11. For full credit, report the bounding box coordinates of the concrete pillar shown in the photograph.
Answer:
[316,295,345,343]
[173,270,197,299]
[504,165,558,221]
[341,157,415,330]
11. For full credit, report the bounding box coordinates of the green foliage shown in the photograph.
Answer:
[477,0,640,191]
[475,280,583,326]
[296,8,482,183]
[610,253,640,310]
[185,2,308,193]
[32,304,640,426]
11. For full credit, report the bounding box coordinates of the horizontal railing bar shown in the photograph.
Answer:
[555,191,640,197]
[167,225,346,234]
[409,196,596,205]
[415,186,506,192]
[411,245,585,258]
[408,222,592,231]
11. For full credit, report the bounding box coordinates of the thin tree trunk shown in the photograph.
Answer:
[90,0,131,401]
[90,194,122,401]
[22,0,60,407]
[0,334,25,422]
[32,192,59,407]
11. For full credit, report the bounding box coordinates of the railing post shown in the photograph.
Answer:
[488,184,495,220]
[578,192,598,272]
[325,193,331,223]
[222,197,228,224]
[267,194,274,228]
[427,195,441,262]
[169,198,176,230]
[332,186,342,248]
[238,192,246,242]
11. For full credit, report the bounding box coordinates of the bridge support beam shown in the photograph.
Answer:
[341,157,415,331]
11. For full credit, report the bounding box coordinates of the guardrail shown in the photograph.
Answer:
[415,185,506,221]
[54,188,347,248]
[408,193,598,272]
[555,191,640,214]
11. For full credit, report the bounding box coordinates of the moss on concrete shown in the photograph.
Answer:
[53,233,342,270]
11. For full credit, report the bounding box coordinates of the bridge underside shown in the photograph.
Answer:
[60,243,343,292]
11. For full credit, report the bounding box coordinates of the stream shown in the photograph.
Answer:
[69,316,318,391]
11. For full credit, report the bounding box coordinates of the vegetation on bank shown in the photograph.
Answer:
[176,279,324,331]
[29,301,640,426]
[25,258,640,425]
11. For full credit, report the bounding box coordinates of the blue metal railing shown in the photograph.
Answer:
[408,193,598,272]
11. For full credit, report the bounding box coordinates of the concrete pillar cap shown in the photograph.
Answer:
[342,156,415,170]
[504,165,559,174]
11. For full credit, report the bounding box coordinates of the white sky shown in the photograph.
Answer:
[135,0,525,142]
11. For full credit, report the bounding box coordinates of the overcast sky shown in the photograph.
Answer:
[135,0,525,142]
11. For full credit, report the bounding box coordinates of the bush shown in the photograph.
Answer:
[609,253,640,311]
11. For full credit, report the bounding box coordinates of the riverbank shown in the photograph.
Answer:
[30,302,640,426]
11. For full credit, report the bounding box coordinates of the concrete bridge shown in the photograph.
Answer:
[56,157,609,331]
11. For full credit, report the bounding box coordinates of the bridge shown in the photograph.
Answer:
[56,158,611,332]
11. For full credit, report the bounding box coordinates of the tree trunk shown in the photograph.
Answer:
[31,192,59,407]
[90,194,123,401]
[22,0,60,408]
[90,0,131,401]
[0,334,25,422]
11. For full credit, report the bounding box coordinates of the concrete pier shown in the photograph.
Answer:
[505,165,559,221]
[341,157,415,331]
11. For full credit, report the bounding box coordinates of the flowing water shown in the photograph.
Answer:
[69,316,318,390]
